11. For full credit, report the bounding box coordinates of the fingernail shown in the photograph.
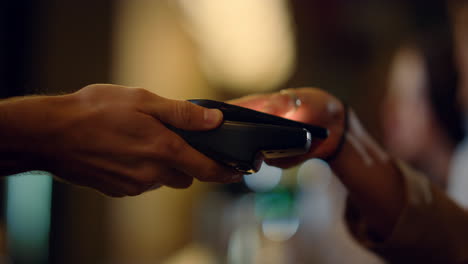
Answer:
[204,109,223,125]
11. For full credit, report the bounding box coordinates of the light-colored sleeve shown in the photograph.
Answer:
[345,161,468,264]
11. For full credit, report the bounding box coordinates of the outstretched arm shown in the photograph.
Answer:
[230,88,468,263]
[230,88,405,237]
[0,84,241,196]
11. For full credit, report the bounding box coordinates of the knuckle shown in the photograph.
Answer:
[195,174,210,182]
[141,129,185,160]
[116,166,159,196]
[174,101,195,126]
[192,170,207,182]
[179,178,193,188]
[125,184,146,196]
[196,164,222,182]
[75,84,99,98]
[170,177,193,189]
[80,84,94,92]
[192,166,212,182]
[133,87,150,97]
[131,88,152,104]
[159,136,186,157]
[142,147,163,162]
[101,189,125,198]
[81,83,108,94]
[134,165,159,185]
[82,83,100,90]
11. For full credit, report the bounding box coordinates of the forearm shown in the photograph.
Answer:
[331,112,468,262]
[231,87,468,261]
[0,95,65,176]
[0,155,35,176]
[329,109,406,239]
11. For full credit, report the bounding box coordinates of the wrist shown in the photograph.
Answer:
[328,109,373,169]
[0,97,40,173]
[328,110,405,238]
[0,95,73,172]
[325,102,348,162]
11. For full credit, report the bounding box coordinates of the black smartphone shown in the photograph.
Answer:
[168,100,328,173]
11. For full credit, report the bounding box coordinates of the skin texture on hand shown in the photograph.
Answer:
[230,87,405,239]
[0,84,241,197]
[229,87,346,166]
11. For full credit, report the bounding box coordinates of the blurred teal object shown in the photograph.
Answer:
[255,187,296,220]
[254,187,300,241]
[6,171,53,264]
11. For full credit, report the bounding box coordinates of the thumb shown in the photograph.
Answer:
[143,98,223,130]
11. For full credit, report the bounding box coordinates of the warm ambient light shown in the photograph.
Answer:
[178,0,296,94]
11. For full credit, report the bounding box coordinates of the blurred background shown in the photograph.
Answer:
[0,0,467,263]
